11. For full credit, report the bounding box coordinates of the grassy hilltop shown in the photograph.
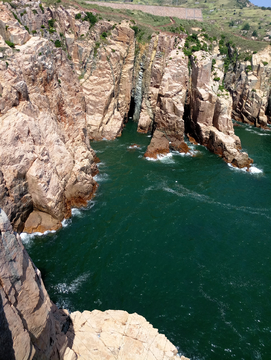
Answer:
[6,0,270,55]
[63,0,269,53]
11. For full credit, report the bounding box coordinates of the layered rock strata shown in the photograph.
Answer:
[0,2,99,233]
[136,34,191,158]
[0,208,189,360]
[188,51,253,168]
[225,46,271,127]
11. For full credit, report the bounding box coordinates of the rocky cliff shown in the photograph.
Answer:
[0,0,270,233]
[0,1,271,357]
[225,46,271,128]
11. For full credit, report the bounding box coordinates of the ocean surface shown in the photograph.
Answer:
[23,121,271,360]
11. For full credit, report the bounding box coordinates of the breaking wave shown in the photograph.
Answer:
[227,163,263,174]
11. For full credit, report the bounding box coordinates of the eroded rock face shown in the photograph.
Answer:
[189,51,252,168]
[224,46,271,127]
[0,208,70,360]
[0,14,98,232]
[140,35,190,157]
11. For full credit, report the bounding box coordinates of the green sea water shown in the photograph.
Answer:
[23,121,271,360]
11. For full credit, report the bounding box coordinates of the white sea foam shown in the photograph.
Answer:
[71,208,82,217]
[172,149,199,157]
[54,273,90,294]
[128,144,141,150]
[97,161,105,167]
[249,166,263,174]
[245,127,271,136]
[94,173,109,182]
[20,230,56,245]
[146,153,174,162]
[62,218,72,228]
[227,163,263,174]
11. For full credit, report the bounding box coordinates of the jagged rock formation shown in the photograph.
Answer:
[0,2,98,233]
[0,208,70,359]
[135,34,191,158]
[188,51,253,168]
[0,208,189,360]
[225,46,271,127]
[0,0,270,232]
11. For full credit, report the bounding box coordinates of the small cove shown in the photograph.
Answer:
[24,121,271,360]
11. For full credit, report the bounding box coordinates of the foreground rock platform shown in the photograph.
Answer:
[66,309,189,360]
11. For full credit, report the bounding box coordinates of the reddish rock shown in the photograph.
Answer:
[144,130,170,159]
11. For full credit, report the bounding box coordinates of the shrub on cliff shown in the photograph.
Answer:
[54,40,61,48]
[5,40,15,48]
[48,19,56,28]
[83,12,97,27]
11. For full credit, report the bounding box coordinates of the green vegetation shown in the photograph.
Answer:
[252,30,258,37]
[5,40,15,48]
[83,12,98,27]
[39,4,44,13]
[93,41,100,56]
[11,11,21,25]
[75,13,81,20]
[32,30,37,34]
[24,26,29,33]
[48,19,56,28]
[246,65,252,71]
[55,39,61,47]
[74,0,269,53]
[212,58,216,71]
[242,23,250,31]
